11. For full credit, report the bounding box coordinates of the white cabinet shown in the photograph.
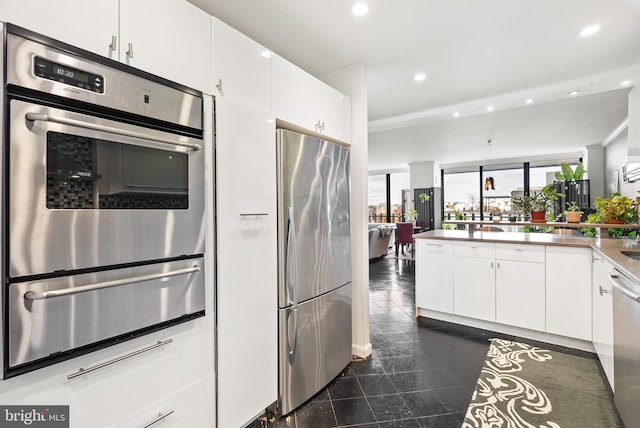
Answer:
[215,97,277,428]
[0,0,212,93]
[212,16,271,111]
[453,241,496,322]
[111,375,214,428]
[0,319,213,428]
[593,254,615,390]
[0,1,119,59]
[495,244,546,332]
[416,239,453,312]
[119,0,212,93]
[272,53,351,142]
[545,246,592,341]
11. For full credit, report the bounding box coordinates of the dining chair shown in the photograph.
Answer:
[395,222,415,258]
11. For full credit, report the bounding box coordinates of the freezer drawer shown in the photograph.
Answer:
[278,283,352,415]
[8,257,205,370]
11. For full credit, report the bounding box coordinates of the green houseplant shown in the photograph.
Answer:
[403,208,419,222]
[564,201,583,223]
[594,193,636,224]
[554,162,586,182]
[418,192,430,203]
[513,185,562,223]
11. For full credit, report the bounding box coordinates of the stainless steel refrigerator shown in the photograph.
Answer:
[276,128,352,415]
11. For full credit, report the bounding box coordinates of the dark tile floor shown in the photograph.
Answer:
[252,257,494,428]
[250,254,611,428]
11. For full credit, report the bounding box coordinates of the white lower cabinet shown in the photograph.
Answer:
[416,239,453,312]
[453,241,496,322]
[110,375,214,428]
[0,319,214,428]
[592,254,615,390]
[545,246,592,341]
[495,244,545,332]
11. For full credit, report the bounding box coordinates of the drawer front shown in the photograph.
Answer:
[110,375,214,428]
[418,239,453,254]
[454,241,495,259]
[495,243,545,263]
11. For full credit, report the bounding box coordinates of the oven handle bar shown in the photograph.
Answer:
[24,265,201,301]
[25,112,202,151]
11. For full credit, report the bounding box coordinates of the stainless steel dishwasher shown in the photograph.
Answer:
[610,269,640,427]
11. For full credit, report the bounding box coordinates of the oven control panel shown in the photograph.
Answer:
[34,56,104,94]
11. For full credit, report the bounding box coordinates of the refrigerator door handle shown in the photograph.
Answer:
[287,307,299,365]
[286,207,298,306]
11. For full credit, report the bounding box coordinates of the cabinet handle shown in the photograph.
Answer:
[496,262,500,268]
[240,213,269,216]
[109,35,117,51]
[67,339,173,380]
[599,285,610,296]
[490,262,494,268]
[141,410,175,428]
[216,78,223,92]
[126,42,134,58]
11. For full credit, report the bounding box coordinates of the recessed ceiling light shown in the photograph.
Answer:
[525,98,534,104]
[621,80,632,86]
[579,25,600,37]
[351,2,369,16]
[414,73,427,82]
[260,50,271,58]
[453,112,460,118]
[487,105,494,112]
[569,90,579,96]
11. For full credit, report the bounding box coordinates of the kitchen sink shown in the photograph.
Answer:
[621,251,640,260]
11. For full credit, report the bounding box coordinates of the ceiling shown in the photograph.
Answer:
[188,0,640,170]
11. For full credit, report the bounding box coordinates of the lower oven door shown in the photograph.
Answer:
[8,98,204,278]
[7,257,204,371]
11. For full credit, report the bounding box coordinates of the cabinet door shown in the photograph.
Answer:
[272,53,351,142]
[212,16,271,112]
[545,246,592,341]
[0,0,119,59]
[592,255,615,390]
[496,259,545,331]
[453,256,496,322]
[119,0,212,93]
[216,98,277,428]
[416,239,453,313]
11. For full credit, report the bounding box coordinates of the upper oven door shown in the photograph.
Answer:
[8,99,205,278]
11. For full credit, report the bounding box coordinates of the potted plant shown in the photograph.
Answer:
[403,208,419,224]
[564,201,583,223]
[512,185,562,223]
[554,162,586,182]
[418,192,430,203]
[594,193,636,224]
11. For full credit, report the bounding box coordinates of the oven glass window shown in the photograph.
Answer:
[46,131,189,209]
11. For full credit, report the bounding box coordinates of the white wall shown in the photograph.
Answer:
[604,128,640,197]
[583,144,605,206]
[322,65,371,359]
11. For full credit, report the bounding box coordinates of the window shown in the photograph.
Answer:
[443,170,479,219]
[482,164,524,219]
[367,172,410,223]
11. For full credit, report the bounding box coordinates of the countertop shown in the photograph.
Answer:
[415,229,640,283]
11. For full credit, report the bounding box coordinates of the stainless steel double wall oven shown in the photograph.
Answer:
[2,25,206,377]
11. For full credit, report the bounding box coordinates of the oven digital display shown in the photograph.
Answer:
[34,56,104,93]
[53,64,89,83]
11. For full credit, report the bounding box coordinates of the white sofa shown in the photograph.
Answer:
[368,223,394,259]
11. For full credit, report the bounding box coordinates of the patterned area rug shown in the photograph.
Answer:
[463,338,624,428]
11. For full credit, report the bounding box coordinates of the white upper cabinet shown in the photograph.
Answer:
[212,16,271,112]
[272,53,351,142]
[0,0,119,59]
[0,0,212,94]
[120,0,212,93]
